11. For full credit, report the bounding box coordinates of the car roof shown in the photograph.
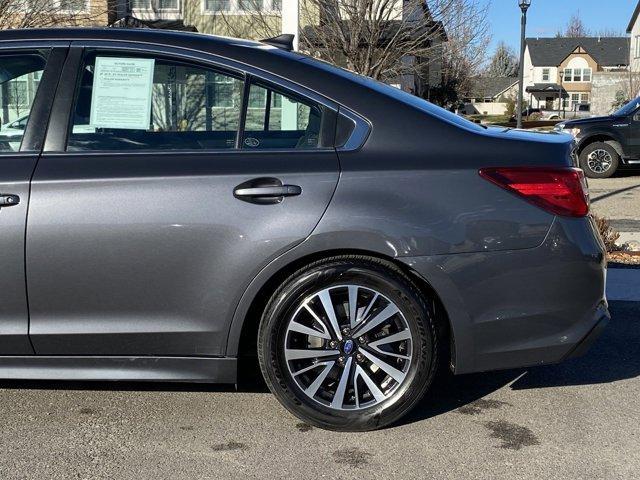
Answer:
[0,28,301,72]
[0,27,263,49]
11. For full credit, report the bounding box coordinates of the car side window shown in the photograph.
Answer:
[67,52,244,152]
[242,80,325,150]
[0,52,48,153]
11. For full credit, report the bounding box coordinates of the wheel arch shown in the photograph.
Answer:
[577,134,624,158]
[228,248,456,377]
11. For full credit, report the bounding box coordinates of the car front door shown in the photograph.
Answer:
[628,110,640,159]
[26,45,340,356]
[0,45,66,354]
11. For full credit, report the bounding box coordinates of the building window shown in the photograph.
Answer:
[158,0,178,8]
[204,0,230,10]
[238,0,263,10]
[563,68,592,83]
[130,0,151,7]
[130,0,179,10]
[569,92,590,109]
[210,72,239,108]
[542,68,549,82]
[203,0,280,12]
[636,36,640,59]
[22,0,88,11]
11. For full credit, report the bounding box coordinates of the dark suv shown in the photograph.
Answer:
[556,98,640,178]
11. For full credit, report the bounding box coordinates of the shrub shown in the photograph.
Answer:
[504,97,516,117]
[611,90,629,111]
[593,215,620,253]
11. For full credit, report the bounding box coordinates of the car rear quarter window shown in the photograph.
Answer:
[67,52,244,152]
[0,51,49,153]
[241,80,326,150]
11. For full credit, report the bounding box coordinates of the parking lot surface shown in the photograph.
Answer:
[590,174,640,244]
[0,298,637,480]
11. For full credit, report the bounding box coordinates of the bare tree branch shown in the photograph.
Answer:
[0,0,113,30]
[556,12,590,38]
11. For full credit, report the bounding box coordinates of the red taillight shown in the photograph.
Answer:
[479,167,589,217]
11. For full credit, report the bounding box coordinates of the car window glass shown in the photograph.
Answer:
[67,53,244,152]
[242,81,324,150]
[0,53,48,152]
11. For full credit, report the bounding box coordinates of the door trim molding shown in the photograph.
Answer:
[0,356,236,383]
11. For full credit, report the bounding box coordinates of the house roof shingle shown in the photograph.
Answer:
[467,77,518,99]
[526,37,629,67]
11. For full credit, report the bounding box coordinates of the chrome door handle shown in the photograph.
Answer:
[234,185,302,198]
[0,194,19,207]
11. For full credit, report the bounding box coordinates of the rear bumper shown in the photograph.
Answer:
[563,306,610,361]
[399,216,607,374]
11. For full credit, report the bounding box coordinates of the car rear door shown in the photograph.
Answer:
[0,44,67,354]
[26,43,340,356]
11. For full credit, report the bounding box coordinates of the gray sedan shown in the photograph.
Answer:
[0,28,607,431]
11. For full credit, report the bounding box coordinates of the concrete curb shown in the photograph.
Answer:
[606,267,640,302]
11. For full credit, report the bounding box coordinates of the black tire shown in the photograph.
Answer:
[579,142,620,179]
[257,255,439,431]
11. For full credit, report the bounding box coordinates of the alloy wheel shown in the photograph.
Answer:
[587,149,613,174]
[283,285,413,411]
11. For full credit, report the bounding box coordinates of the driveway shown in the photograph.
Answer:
[589,174,640,244]
[0,272,637,479]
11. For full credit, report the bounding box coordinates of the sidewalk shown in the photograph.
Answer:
[607,265,640,302]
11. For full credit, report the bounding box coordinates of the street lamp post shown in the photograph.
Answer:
[517,0,532,129]
[559,70,565,119]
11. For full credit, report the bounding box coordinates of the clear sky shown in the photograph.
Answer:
[484,0,638,54]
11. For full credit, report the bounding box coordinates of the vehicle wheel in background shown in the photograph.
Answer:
[258,256,439,432]
[579,142,619,178]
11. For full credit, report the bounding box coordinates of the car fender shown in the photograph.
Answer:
[578,129,626,155]
[224,222,474,378]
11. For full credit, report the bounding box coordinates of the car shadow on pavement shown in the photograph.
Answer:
[398,300,640,427]
[591,183,640,203]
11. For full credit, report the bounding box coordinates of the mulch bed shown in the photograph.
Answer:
[608,251,640,266]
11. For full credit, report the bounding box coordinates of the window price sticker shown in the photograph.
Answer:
[89,57,155,130]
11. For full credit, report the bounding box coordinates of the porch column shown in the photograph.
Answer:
[281,0,299,51]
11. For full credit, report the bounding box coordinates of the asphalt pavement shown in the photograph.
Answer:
[0,277,637,479]
[589,173,640,244]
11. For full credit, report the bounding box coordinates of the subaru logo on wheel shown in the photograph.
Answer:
[343,339,354,355]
